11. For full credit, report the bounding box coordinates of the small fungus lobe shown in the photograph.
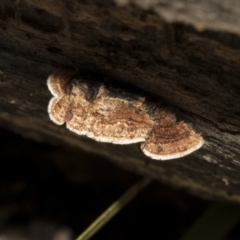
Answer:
[47,72,204,160]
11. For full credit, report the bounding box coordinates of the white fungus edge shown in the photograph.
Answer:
[47,75,59,98]
[48,97,65,125]
[141,137,204,160]
[66,124,145,144]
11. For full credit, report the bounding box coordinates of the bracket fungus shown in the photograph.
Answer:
[47,72,204,160]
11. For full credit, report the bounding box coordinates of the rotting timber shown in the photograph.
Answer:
[0,0,240,202]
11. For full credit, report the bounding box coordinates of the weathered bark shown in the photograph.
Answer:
[0,0,240,202]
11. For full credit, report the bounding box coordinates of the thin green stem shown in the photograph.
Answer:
[76,177,151,240]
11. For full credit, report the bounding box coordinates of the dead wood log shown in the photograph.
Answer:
[0,0,240,202]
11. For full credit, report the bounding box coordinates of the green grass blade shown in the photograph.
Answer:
[76,177,151,240]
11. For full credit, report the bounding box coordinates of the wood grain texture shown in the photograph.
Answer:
[0,0,240,202]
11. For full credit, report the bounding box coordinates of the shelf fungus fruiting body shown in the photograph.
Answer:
[47,72,204,160]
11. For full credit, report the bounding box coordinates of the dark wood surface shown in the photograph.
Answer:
[0,0,240,202]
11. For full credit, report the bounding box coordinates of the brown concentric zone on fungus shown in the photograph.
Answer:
[47,72,204,160]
